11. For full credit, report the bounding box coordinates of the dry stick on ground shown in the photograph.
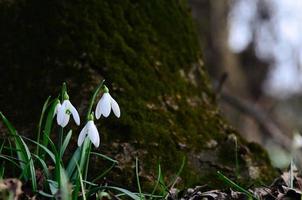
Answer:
[219,91,291,151]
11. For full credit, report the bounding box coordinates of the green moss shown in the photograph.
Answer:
[0,0,276,191]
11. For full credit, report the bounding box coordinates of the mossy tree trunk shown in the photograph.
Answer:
[0,0,276,189]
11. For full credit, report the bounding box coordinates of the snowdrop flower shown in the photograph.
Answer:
[77,115,100,147]
[95,86,120,119]
[56,93,80,127]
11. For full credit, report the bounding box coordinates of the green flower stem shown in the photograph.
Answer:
[82,80,105,185]
[86,80,105,121]
[58,82,67,151]
[58,128,64,154]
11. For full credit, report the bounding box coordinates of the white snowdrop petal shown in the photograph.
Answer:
[67,101,80,125]
[92,124,100,147]
[111,97,120,118]
[77,125,87,147]
[72,111,80,126]
[60,114,70,128]
[87,121,100,147]
[100,93,111,117]
[56,105,65,125]
[95,99,102,119]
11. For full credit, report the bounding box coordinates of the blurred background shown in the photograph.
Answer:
[189,0,302,168]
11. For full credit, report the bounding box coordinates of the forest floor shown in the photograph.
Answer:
[168,171,302,200]
[1,169,301,199]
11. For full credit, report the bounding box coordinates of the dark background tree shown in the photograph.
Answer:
[0,0,276,189]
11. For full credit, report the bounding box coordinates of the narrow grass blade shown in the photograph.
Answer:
[66,147,81,178]
[42,98,60,156]
[32,153,50,179]
[91,162,116,184]
[0,112,23,167]
[135,193,164,198]
[59,164,72,200]
[135,157,144,200]
[168,156,186,188]
[7,139,17,176]
[60,130,72,156]
[47,135,64,197]
[78,138,91,181]
[119,193,163,199]
[18,157,35,183]
[105,186,141,200]
[217,171,257,200]
[45,134,59,158]
[2,146,22,153]
[150,164,163,199]
[36,96,51,156]
[0,112,37,191]
[75,161,87,200]
[55,146,62,188]
[22,136,56,163]
[0,154,22,169]
[157,165,168,195]
[82,142,92,186]
[73,178,81,200]
[0,141,8,178]
[90,151,118,164]
[72,161,84,200]
[37,191,54,198]
[87,186,141,200]
[83,180,98,187]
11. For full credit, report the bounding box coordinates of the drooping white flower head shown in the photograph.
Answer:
[77,118,100,148]
[95,86,120,119]
[56,93,80,127]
